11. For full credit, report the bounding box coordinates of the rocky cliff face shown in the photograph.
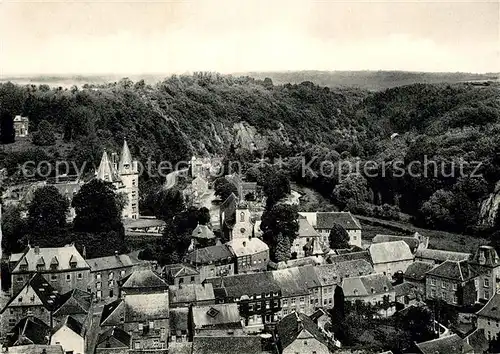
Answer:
[479,180,500,226]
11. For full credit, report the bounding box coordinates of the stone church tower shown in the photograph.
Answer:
[96,140,139,219]
[231,203,254,240]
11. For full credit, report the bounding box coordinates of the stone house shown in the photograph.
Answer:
[276,312,330,354]
[163,263,201,286]
[272,267,315,317]
[404,261,435,299]
[469,245,500,301]
[13,115,29,137]
[226,237,269,274]
[476,293,500,341]
[169,283,215,308]
[95,326,131,353]
[50,315,85,354]
[184,244,235,281]
[192,303,245,337]
[415,248,471,265]
[369,240,414,279]
[415,334,474,354]
[118,268,168,296]
[292,216,321,259]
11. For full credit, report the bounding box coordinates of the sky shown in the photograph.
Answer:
[0,0,499,75]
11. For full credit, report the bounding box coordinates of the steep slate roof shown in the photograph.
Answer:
[227,237,269,257]
[271,266,314,296]
[394,282,418,299]
[470,245,500,267]
[96,327,131,349]
[427,260,479,281]
[341,273,394,297]
[170,307,189,335]
[192,336,264,354]
[372,234,420,252]
[415,249,471,263]
[6,317,51,346]
[297,216,320,238]
[416,334,474,354]
[316,212,361,230]
[315,260,374,286]
[120,269,168,291]
[88,254,135,271]
[328,250,372,264]
[405,261,436,281]
[192,303,242,330]
[274,256,324,270]
[12,244,89,273]
[118,139,133,173]
[100,299,123,326]
[53,289,92,317]
[369,241,413,264]
[184,244,234,265]
[169,283,215,304]
[192,224,216,239]
[1,273,62,314]
[52,315,85,337]
[477,293,500,319]
[465,328,489,354]
[164,263,199,277]
[124,293,169,321]
[277,312,329,350]
[205,272,280,299]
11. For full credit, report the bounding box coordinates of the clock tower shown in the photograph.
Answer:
[232,203,253,240]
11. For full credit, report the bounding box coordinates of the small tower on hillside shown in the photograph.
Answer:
[118,140,139,220]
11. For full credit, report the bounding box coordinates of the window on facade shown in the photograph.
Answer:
[442,281,446,289]
[134,342,140,350]
[256,303,261,311]
[240,212,245,222]
[96,282,101,290]
[431,289,436,297]
[97,290,102,298]
[283,299,288,307]
[149,321,154,329]
[453,283,458,291]
[431,278,436,286]
[120,270,125,277]
[50,274,57,281]
[191,276,195,282]
[179,278,184,284]
[109,272,114,280]
[66,274,71,281]
[77,273,83,280]
[485,279,490,288]
[138,323,144,331]
[291,298,296,305]
[453,295,458,304]
[96,273,101,280]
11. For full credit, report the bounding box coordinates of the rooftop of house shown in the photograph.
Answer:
[426,260,479,282]
[271,265,319,296]
[327,250,372,264]
[192,335,264,354]
[169,283,215,304]
[204,272,280,299]
[88,253,135,272]
[276,312,329,350]
[372,234,420,253]
[6,316,51,347]
[120,269,168,290]
[164,263,199,277]
[415,248,471,263]
[96,326,131,349]
[1,273,62,314]
[52,315,85,337]
[341,273,394,297]
[317,211,361,230]
[297,216,320,238]
[477,293,500,319]
[192,303,242,329]
[11,244,89,273]
[404,261,436,281]
[273,255,324,270]
[124,292,170,321]
[393,282,419,299]
[192,224,216,239]
[415,334,474,354]
[14,115,29,122]
[6,345,64,354]
[470,245,500,267]
[170,307,190,334]
[184,244,234,265]
[53,288,92,317]
[465,328,489,354]
[315,260,375,286]
[227,237,269,257]
[369,240,414,264]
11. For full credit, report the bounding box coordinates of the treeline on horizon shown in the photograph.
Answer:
[0,72,499,237]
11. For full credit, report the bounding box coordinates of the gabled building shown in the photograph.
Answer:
[87,253,137,301]
[369,241,414,279]
[169,307,190,344]
[119,268,168,296]
[50,315,85,354]
[13,115,29,137]
[299,211,362,248]
[272,267,315,317]
[415,248,471,265]
[95,140,139,220]
[341,273,396,317]
[415,334,474,354]
[372,233,429,253]
[52,289,91,326]
[469,245,500,301]
[191,335,266,354]
[276,312,330,354]
[6,344,64,354]
[184,245,235,281]
[95,327,131,354]
[327,250,372,264]
[425,260,479,307]
[190,224,217,250]
[10,244,90,295]
[163,263,201,286]
[404,261,436,297]
[292,216,321,259]
[192,303,244,336]
[476,293,500,341]
[227,237,269,274]
[4,316,51,347]
[0,274,62,334]
[99,292,169,351]
[169,283,215,308]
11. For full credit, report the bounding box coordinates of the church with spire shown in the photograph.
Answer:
[96,140,139,220]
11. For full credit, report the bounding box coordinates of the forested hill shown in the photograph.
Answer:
[0,73,499,234]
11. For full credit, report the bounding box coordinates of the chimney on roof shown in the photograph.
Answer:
[115,251,119,257]
[243,241,247,247]
[34,246,40,255]
[296,314,302,332]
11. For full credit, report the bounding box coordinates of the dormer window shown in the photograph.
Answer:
[240,212,245,222]
[353,289,358,295]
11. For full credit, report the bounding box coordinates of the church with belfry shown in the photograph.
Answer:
[95,140,139,220]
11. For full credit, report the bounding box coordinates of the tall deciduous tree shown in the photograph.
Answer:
[214,177,238,201]
[1,204,28,254]
[32,119,56,146]
[274,232,291,262]
[329,223,350,249]
[260,203,298,260]
[26,186,70,246]
[153,187,185,221]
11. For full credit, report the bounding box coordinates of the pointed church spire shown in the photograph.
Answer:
[96,150,114,182]
[118,139,133,174]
